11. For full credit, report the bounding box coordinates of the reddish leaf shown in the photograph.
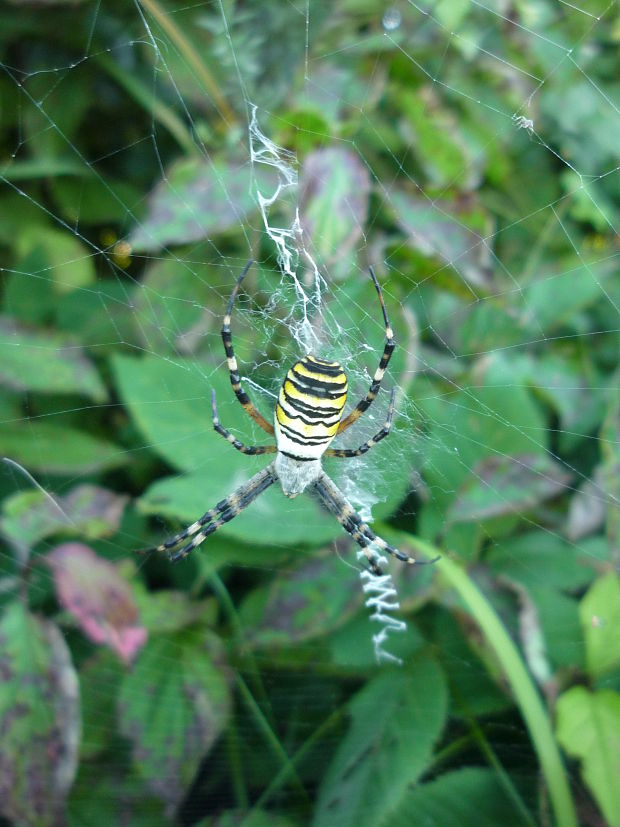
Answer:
[47,543,146,663]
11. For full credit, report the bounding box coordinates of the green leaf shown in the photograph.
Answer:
[15,226,96,293]
[448,452,571,523]
[388,767,532,826]
[435,0,471,30]
[526,586,583,672]
[68,760,166,827]
[424,610,510,718]
[118,628,231,808]
[133,586,217,634]
[313,655,448,827]
[0,423,125,474]
[0,315,106,399]
[129,157,257,252]
[111,352,256,473]
[398,92,470,187]
[580,572,620,678]
[328,612,426,670]
[129,257,219,355]
[419,353,548,523]
[391,189,494,294]
[0,485,127,549]
[521,259,615,332]
[51,177,142,225]
[600,373,620,553]
[78,650,123,760]
[0,601,80,827]
[55,280,137,350]
[238,552,362,648]
[489,531,595,594]
[299,147,370,273]
[199,811,296,827]
[556,687,620,827]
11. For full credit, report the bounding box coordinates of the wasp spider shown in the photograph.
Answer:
[142,261,437,575]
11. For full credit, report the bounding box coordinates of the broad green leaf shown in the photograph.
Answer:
[448,452,571,523]
[523,354,606,452]
[388,767,532,826]
[0,485,127,549]
[527,586,584,671]
[199,811,296,827]
[398,91,471,187]
[0,601,80,827]
[600,373,620,552]
[313,655,448,827]
[0,190,47,247]
[299,147,370,273]
[139,470,342,548]
[489,531,595,594]
[129,257,219,355]
[580,572,620,678]
[418,352,548,524]
[556,687,620,827]
[15,226,96,293]
[111,352,262,473]
[0,315,106,399]
[78,650,123,760]
[55,280,137,350]
[129,157,257,252]
[118,628,231,808]
[133,585,217,634]
[488,532,590,670]
[561,170,618,232]
[568,467,608,541]
[423,609,510,718]
[47,543,147,664]
[435,0,471,31]
[458,299,532,354]
[391,189,494,294]
[521,258,615,332]
[68,760,165,827]
[238,552,362,648]
[51,177,142,224]
[0,423,125,474]
[328,612,426,670]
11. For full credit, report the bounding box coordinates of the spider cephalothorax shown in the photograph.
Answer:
[142,261,436,575]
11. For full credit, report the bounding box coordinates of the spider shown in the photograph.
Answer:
[142,261,437,575]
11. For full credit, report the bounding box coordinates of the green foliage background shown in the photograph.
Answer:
[1,1,619,826]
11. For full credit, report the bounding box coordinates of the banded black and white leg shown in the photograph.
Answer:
[221,260,274,436]
[336,267,395,434]
[313,472,438,574]
[325,388,395,459]
[211,389,276,456]
[139,465,277,562]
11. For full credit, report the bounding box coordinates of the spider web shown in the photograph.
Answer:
[0,0,619,823]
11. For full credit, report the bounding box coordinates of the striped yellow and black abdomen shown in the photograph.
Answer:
[274,355,347,460]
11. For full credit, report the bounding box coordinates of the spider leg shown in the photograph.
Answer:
[139,465,276,560]
[221,260,274,435]
[325,388,395,458]
[337,267,395,434]
[313,472,439,571]
[212,390,276,455]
